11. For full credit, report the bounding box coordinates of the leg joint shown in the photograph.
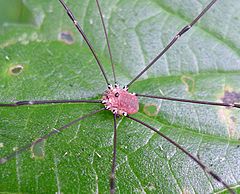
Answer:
[178,25,191,36]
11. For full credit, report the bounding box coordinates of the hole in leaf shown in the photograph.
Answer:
[8,65,24,76]
[59,31,74,44]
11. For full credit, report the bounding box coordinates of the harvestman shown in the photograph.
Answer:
[0,0,239,193]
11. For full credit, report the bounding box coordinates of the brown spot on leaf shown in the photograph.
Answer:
[218,108,238,138]
[181,75,195,93]
[59,31,74,44]
[8,65,24,76]
[221,90,240,105]
[143,103,160,116]
[217,90,240,138]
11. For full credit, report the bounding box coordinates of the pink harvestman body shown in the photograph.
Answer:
[102,85,139,116]
[0,0,239,193]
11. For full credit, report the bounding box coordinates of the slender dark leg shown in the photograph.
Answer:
[0,108,104,164]
[127,0,218,88]
[59,0,110,86]
[110,113,117,194]
[96,0,116,83]
[136,93,240,109]
[0,99,101,107]
[127,115,235,194]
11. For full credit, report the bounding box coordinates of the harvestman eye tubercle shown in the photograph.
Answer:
[0,0,240,193]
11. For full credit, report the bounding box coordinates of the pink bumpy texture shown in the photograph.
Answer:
[102,87,139,115]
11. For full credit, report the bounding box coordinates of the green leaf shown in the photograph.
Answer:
[1,0,240,193]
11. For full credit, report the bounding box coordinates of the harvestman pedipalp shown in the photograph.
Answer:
[0,0,239,193]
